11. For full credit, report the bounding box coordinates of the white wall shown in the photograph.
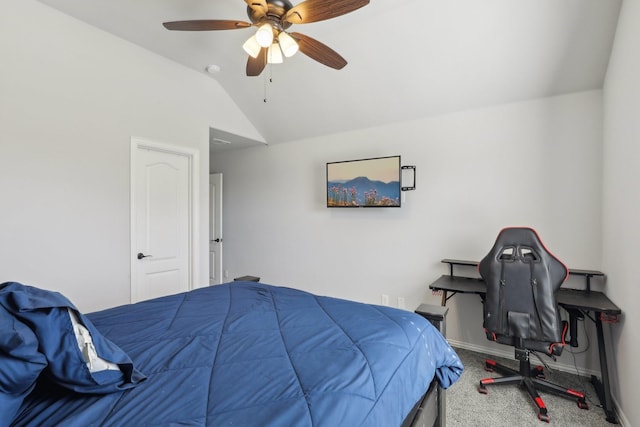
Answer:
[603,0,640,425]
[2,0,628,421]
[0,0,260,312]
[212,90,604,373]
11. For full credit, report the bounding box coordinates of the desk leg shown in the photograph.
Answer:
[440,290,448,307]
[591,313,618,424]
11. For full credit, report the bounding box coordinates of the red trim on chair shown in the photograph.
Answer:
[549,321,569,354]
[567,389,586,398]
[530,228,569,283]
[483,328,498,341]
[534,396,547,409]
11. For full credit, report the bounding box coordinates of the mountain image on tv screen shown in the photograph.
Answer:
[326,156,401,207]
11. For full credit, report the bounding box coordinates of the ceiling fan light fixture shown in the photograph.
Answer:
[163,0,371,77]
[242,35,261,58]
[278,32,299,57]
[267,43,283,64]
[255,23,274,47]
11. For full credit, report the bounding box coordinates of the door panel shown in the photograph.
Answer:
[133,143,192,302]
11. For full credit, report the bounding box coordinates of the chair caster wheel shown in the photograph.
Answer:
[578,401,589,410]
[538,413,550,423]
[484,360,496,372]
[533,366,546,379]
[477,384,488,394]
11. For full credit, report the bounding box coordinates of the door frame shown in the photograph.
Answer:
[210,173,223,285]
[130,137,200,303]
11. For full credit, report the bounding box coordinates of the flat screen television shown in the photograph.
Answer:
[326,155,401,208]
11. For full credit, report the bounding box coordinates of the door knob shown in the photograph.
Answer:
[212,238,222,243]
[137,252,152,260]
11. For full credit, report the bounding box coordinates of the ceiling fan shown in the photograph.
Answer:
[163,0,370,76]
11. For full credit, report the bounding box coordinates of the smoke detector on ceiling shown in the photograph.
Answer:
[206,64,221,74]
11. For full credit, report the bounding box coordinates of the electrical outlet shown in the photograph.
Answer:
[397,297,406,309]
[224,270,229,279]
[381,294,390,306]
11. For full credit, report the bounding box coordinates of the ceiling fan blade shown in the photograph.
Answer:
[246,48,267,76]
[283,0,369,25]
[163,20,252,31]
[290,32,347,70]
[245,0,268,18]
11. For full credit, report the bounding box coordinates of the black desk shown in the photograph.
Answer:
[429,260,621,424]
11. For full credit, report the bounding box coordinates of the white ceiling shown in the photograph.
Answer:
[36,0,621,148]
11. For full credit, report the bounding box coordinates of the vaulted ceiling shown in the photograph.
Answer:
[36,0,621,148]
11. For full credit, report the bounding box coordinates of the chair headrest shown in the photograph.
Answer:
[479,227,568,284]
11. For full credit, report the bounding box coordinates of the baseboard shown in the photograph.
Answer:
[447,339,601,378]
[611,393,630,427]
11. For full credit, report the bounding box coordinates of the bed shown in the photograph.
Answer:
[1,281,463,427]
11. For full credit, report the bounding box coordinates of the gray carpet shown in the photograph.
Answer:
[446,347,612,426]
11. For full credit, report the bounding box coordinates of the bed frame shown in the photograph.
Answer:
[404,303,451,427]
[401,380,442,427]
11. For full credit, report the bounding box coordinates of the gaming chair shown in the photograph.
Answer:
[477,227,588,422]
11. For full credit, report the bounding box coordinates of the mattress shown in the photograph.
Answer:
[11,281,463,426]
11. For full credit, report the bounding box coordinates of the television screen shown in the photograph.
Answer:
[326,155,401,208]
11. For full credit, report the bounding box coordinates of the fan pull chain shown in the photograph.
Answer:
[263,65,274,103]
[263,70,267,103]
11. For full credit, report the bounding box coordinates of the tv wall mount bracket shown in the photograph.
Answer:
[401,165,416,191]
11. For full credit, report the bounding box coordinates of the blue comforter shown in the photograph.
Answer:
[12,282,463,426]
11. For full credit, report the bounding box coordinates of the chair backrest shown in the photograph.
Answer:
[478,227,568,355]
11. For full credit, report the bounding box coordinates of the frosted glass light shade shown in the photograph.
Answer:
[267,43,283,64]
[256,23,274,47]
[242,35,261,58]
[278,32,299,57]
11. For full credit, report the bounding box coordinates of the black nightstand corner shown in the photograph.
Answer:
[415,303,449,335]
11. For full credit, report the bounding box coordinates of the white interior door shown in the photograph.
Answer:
[131,139,198,302]
[210,173,223,284]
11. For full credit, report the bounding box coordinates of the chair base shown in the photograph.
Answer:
[478,356,589,423]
